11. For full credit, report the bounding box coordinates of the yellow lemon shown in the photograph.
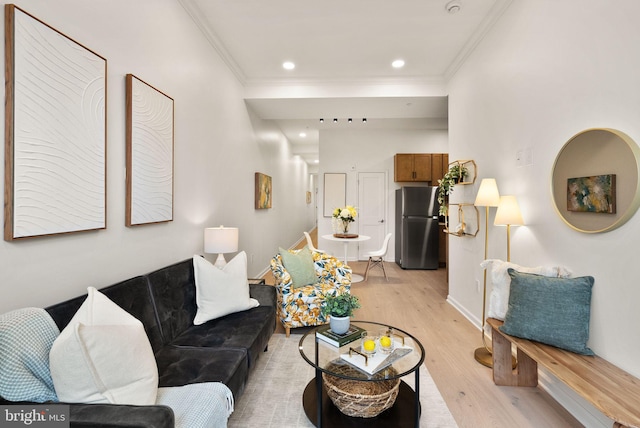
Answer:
[380,336,392,348]
[363,340,376,352]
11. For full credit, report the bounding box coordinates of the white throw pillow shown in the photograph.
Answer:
[49,287,158,405]
[193,252,259,325]
[481,259,572,320]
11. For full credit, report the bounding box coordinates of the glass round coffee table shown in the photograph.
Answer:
[298,320,425,427]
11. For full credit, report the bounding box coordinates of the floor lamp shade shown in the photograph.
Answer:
[474,179,500,208]
[204,226,239,268]
[494,196,524,263]
[494,196,524,226]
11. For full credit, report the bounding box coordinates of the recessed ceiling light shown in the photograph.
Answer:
[314,160,319,164]
[392,59,405,68]
[282,61,295,70]
[299,132,306,138]
[446,1,462,14]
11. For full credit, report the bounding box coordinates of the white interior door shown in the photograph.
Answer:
[358,172,387,260]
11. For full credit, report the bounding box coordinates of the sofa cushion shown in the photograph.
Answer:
[279,246,317,288]
[0,308,59,402]
[500,269,595,355]
[155,347,248,399]
[169,305,276,370]
[50,287,159,405]
[146,259,198,346]
[46,276,164,354]
[192,253,259,325]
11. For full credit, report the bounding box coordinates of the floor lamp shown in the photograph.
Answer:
[473,179,500,368]
[494,196,524,263]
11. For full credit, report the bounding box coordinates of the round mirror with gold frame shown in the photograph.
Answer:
[552,128,640,233]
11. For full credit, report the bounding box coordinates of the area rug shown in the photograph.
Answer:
[228,333,458,428]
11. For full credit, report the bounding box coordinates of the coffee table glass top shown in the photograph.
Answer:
[299,320,425,381]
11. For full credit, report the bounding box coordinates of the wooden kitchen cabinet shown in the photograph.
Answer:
[394,153,448,183]
[394,154,431,182]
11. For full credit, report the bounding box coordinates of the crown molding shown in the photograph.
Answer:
[177,0,247,84]
[444,0,514,82]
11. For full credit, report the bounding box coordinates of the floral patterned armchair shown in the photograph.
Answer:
[270,250,352,337]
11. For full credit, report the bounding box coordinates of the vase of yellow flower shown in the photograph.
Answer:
[332,205,357,236]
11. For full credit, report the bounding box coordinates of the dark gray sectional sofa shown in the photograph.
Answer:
[1,257,277,427]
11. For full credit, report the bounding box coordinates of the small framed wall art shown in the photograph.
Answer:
[567,174,616,214]
[4,5,107,240]
[126,74,175,226]
[255,173,272,209]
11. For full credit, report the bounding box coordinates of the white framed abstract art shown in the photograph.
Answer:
[125,74,174,226]
[4,5,107,241]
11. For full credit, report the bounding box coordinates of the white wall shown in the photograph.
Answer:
[318,127,448,260]
[447,0,640,424]
[0,0,313,313]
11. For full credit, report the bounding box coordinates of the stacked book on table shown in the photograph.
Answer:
[315,324,365,347]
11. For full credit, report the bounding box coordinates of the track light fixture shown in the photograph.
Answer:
[318,117,368,123]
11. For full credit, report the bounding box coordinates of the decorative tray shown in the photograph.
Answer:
[333,233,359,238]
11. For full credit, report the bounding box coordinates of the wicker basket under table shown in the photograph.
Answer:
[322,360,400,418]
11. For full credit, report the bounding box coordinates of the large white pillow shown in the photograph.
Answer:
[193,252,259,325]
[481,259,572,320]
[49,287,158,405]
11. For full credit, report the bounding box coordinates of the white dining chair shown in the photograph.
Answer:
[303,231,325,253]
[362,233,393,281]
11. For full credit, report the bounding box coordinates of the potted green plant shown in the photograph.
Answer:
[321,292,361,334]
[437,163,468,216]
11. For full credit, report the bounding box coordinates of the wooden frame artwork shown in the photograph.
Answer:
[255,172,272,209]
[4,5,107,240]
[126,74,175,226]
[567,174,616,214]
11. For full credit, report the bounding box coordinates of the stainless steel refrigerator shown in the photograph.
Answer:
[395,186,440,269]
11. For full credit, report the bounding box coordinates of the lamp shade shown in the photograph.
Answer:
[204,226,239,254]
[494,196,524,226]
[474,178,500,207]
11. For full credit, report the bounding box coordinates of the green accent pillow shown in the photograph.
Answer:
[279,246,317,289]
[499,269,595,355]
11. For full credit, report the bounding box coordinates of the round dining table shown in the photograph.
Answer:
[321,234,371,283]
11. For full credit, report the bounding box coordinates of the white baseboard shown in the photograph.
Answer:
[446,294,482,329]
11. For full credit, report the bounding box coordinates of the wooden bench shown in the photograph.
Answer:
[487,318,640,428]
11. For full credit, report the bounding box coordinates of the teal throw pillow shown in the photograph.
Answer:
[279,246,317,289]
[500,269,595,355]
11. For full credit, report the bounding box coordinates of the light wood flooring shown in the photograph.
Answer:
[263,230,583,428]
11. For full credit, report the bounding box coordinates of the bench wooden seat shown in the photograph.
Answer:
[487,318,640,428]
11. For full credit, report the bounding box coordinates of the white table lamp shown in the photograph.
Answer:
[204,226,239,268]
